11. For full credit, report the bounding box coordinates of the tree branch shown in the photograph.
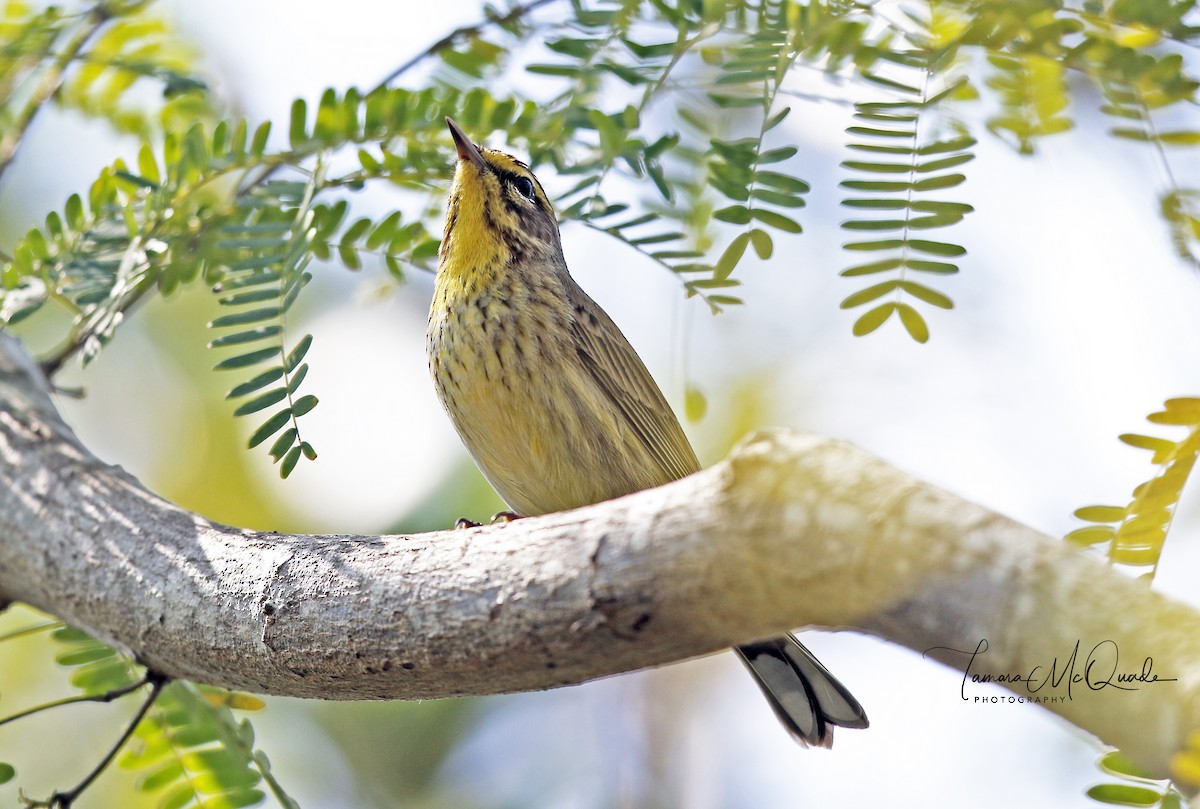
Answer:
[0,332,1197,775]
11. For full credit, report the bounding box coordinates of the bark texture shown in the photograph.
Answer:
[0,332,1197,775]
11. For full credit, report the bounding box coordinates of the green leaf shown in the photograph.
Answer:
[1066,525,1116,546]
[161,783,197,809]
[1098,750,1158,781]
[285,335,313,372]
[249,409,292,448]
[852,303,896,336]
[1110,546,1161,566]
[0,763,15,785]
[841,258,903,276]
[840,179,911,192]
[751,209,802,233]
[714,205,751,224]
[138,761,185,792]
[287,363,309,393]
[842,198,907,210]
[843,239,905,251]
[1084,784,1163,807]
[916,153,974,172]
[846,126,916,139]
[896,303,929,343]
[1074,505,1128,523]
[906,259,959,274]
[900,281,953,308]
[764,107,791,131]
[526,63,582,77]
[280,446,302,478]
[841,280,900,308]
[755,171,809,193]
[912,200,974,215]
[269,429,298,462]
[288,98,307,147]
[841,160,913,174]
[861,72,920,94]
[209,307,282,329]
[291,395,318,417]
[227,368,285,399]
[218,288,281,307]
[908,240,966,257]
[250,122,271,156]
[208,327,282,348]
[846,143,913,155]
[56,646,114,666]
[842,219,907,231]
[913,174,965,191]
[715,233,750,280]
[703,294,743,307]
[752,189,806,208]
[1158,131,1200,146]
[749,228,773,259]
[757,146,798,164]
[685,387,707,422]
[233,388,288,417]
[1119,431,1175,450]
[214,348,281,371]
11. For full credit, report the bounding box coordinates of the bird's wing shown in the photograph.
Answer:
[566,283,701,483]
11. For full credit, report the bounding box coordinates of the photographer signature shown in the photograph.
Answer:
[925,639,1177,700]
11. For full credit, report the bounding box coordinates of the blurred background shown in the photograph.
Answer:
[3,0,1200,807]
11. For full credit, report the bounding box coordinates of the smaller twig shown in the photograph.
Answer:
[370,0,559,93]
[0,673,154,730]
[37,673,168,809]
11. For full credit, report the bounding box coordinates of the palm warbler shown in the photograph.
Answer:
[428,117,868,746]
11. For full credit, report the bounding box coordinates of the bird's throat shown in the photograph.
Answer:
[437,167,512,301]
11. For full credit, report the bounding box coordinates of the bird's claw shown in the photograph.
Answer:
[454,512,521,530]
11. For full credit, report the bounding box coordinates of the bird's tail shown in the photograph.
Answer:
[735,633,869,747]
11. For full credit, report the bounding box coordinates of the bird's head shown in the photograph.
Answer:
[439,117,561,289]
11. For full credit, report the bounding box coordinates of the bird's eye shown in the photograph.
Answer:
[513,177,536,201]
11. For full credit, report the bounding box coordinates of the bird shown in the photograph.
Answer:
[427,116,868,746]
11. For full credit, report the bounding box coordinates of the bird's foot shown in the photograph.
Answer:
[454,517,481,530]
[491,511,521,523]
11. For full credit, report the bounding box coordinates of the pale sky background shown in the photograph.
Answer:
[6,0,1200,807]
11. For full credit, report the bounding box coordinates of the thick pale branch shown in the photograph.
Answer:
[1,332,1198,775]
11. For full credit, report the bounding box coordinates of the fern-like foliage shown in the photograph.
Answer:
[701,2,813,305]
[120,682,296,809]
[44,625,294,809]
[1,84,544,471]
[57,7,212,136]
[1082,21,1200,267]
[51,624,144,693]
[985,52,1072,153]
[0,0,211,155]
[205,176,320,479]
[838,14,976,343]
[1067,397,1200,575]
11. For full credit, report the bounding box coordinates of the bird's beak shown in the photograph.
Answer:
[446,117,487,170]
